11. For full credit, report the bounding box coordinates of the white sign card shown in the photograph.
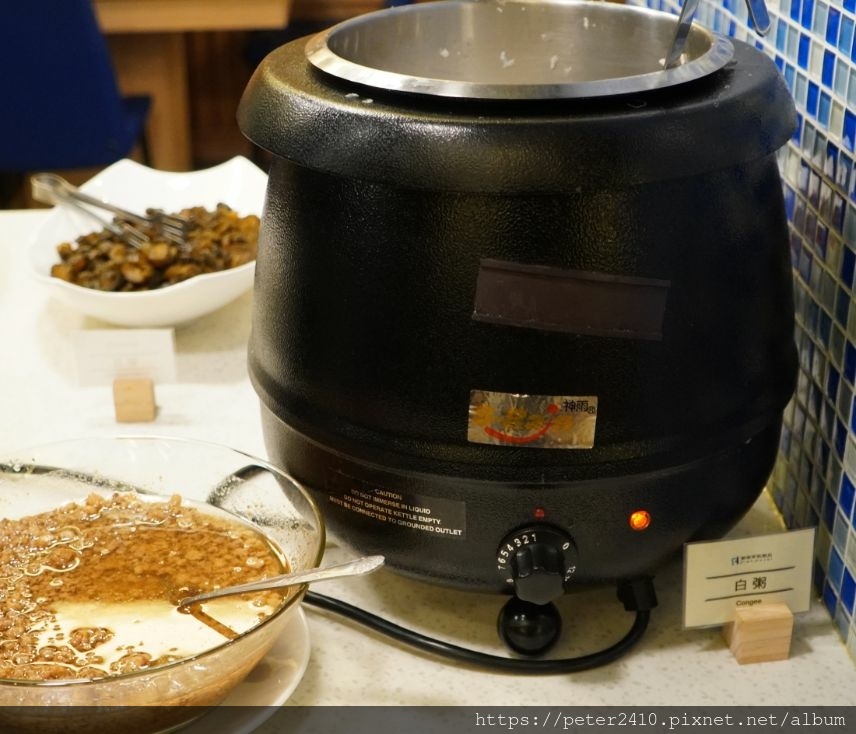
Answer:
[683,527,816,628]
[71,329,177,387]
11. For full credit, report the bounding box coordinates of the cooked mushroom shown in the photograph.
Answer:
[50,204,259,292]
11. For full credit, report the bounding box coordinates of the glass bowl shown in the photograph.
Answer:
[0,436,325,734]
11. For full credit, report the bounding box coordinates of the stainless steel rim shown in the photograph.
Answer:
[305,0,734,100]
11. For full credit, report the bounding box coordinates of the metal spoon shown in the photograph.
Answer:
[745,0,772,35]
[178,555,385,607]
[664,0,771,70]
[664,0,702,69]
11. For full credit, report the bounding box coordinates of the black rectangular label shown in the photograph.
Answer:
[473,258,670,340]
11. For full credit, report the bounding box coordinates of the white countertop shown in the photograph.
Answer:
[1,209,854,711]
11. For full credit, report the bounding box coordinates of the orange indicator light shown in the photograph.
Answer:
[533,507,546,520]
[629,510,651,531]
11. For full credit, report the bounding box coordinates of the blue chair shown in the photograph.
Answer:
[0,0,151,173]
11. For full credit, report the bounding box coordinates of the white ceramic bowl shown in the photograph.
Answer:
[27,157,267,328]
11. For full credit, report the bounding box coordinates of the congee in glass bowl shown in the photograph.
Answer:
[0,436,325,734]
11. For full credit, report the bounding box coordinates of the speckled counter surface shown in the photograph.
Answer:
[1,210,854,713]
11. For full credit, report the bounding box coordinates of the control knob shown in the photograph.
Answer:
[496,525,578,605]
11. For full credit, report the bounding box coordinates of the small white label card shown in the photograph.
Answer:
[71,329,177,387]
[683,527,816,628]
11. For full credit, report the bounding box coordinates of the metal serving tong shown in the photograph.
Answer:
[664,0,771,68]
[31,172,193,248]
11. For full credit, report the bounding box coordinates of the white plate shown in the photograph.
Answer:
[27,157,268,328]
[185,608,311,734]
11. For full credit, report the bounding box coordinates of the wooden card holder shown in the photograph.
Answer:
[113,377,157,423]
[722,602,794,664]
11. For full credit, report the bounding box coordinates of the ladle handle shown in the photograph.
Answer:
[745,0,771,35]
[179,555,386,606]
[664,0,701,69]
[665,0,770,70]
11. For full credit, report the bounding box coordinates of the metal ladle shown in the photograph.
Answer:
[664,0,771,69]
[178,554,385,607]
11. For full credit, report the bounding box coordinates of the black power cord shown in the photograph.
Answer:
[303,577,657,674]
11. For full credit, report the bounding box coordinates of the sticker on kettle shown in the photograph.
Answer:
[467,389,597,449]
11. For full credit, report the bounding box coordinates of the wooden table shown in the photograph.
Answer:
[94,0,294,171]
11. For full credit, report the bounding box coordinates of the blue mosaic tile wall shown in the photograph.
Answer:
[630,0,856,661]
